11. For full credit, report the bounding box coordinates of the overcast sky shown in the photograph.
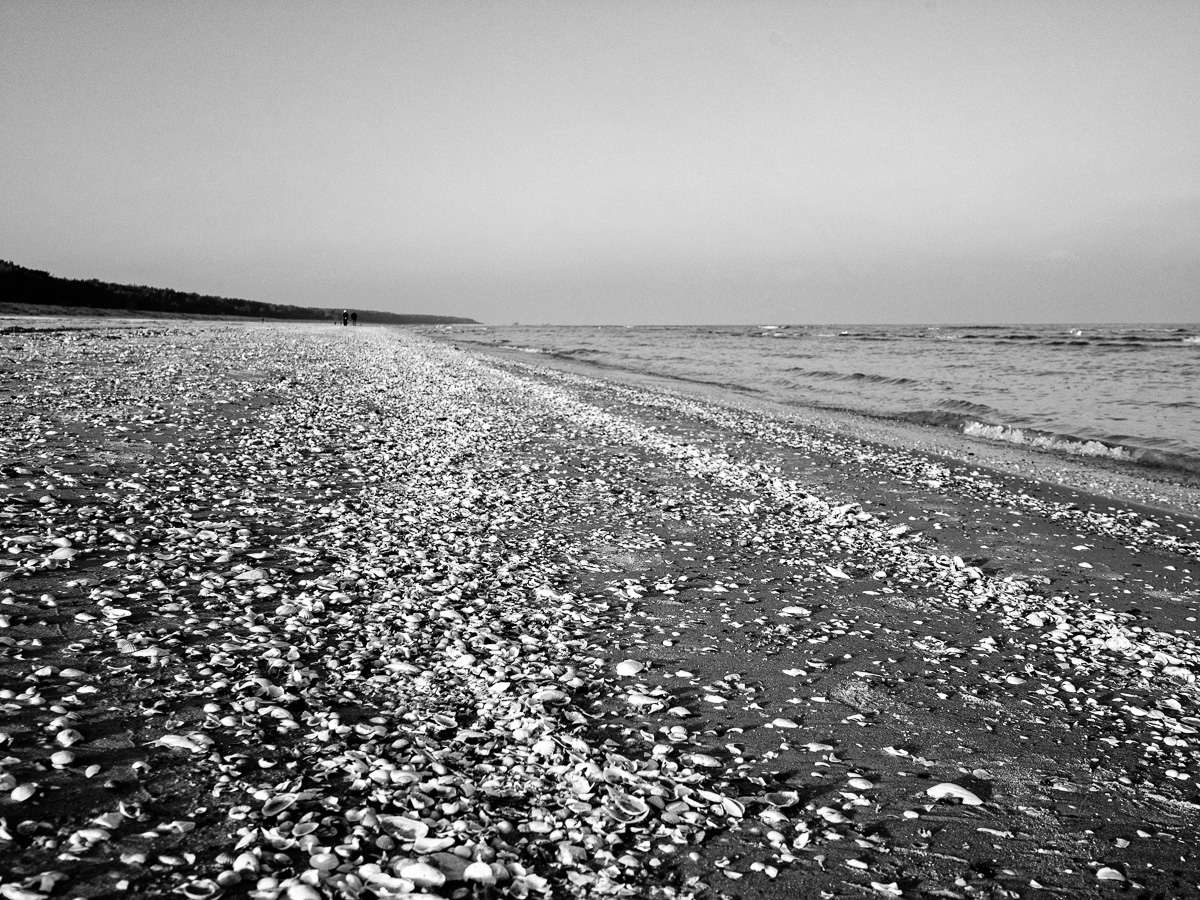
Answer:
[3,2,1198,324]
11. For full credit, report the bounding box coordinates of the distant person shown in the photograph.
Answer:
[342,310,349,326]
[351,311,358,326]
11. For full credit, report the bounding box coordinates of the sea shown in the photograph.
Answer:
[433,323,1200,477]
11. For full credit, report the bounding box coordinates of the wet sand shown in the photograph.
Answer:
[1,320,1198,899]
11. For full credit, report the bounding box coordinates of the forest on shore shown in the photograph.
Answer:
[0,259,477,324]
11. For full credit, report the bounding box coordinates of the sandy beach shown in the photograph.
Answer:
[2,319,1198,900]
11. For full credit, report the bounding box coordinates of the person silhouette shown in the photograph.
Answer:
[351,311,358,326]
[342,310,349,326]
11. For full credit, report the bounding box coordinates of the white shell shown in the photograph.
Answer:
[400,861,446,888]
[926,782,984,805]
[464,861,496,883]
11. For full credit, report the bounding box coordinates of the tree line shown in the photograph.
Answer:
[0,260,478,325]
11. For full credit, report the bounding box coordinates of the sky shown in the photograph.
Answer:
[2,2,1198,325]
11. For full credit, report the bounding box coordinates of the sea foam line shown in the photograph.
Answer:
[961,421,1133,461]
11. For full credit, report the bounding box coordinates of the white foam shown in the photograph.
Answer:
[962,421,1133,461]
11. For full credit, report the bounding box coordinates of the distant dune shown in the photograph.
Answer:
[0,259,478,324]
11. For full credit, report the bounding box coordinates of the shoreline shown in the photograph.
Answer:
[1,319,1198,899]
[424,332,1200,522]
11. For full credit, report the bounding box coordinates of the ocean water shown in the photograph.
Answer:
[434,324,1200,476]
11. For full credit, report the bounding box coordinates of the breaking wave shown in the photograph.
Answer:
[961,422,1200,475]
[962,421,1135,461]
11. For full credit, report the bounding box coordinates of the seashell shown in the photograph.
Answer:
[0,885,50,900]
[400,862,445,889]
[151,734,201,753]
[847,777,874,791]
[806,742,834,752]
[309,852,340,870]
[413,836,455,853]
[103,607,132,619]
[760,808,789,825]
[11,782,38,802]
[379,814,429,840]
[627,692,658,707]
[872,881,903,896]
[823,566,850,579]
[235,568,267,581]
[464,860,496,883]
[779,606,811,617]
[51,750,76,767]
[56,729,84,746]
[770,717,799,729]
[1096,867,1125,881]
[178,880,221,900]
[817,806,849,823]
[531,688,568,705]
[721,798,745,818]
[688,753,721,768]
[285,885,322,900]
[261,793,299,816]
[607,792,650,823]
[763,790,799,808]
[616,659,645,676]
[926,783,983,805]
[232,852,260,874]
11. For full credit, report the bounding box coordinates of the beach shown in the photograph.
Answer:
[2,319,1199,900]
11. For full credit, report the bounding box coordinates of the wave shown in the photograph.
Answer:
[962,421,1134,461]
[961,422,1200,475]
[784,367,918,387]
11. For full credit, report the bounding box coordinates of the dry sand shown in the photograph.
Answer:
[1,320,1198,900]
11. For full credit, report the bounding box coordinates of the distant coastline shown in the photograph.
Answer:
[0,259,477,325]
